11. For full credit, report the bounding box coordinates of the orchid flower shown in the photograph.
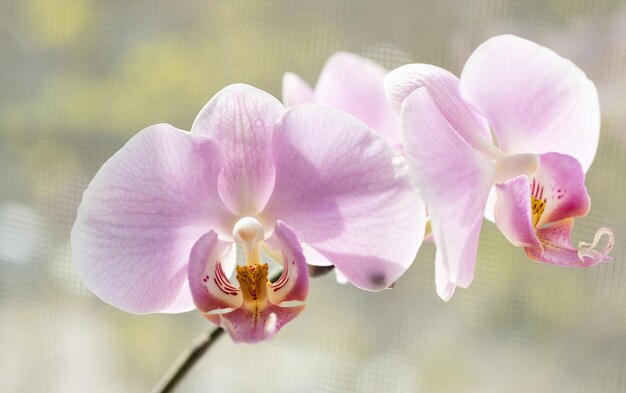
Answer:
[72,84,426,342]
[385,34,613,301]
[282,51,403,151]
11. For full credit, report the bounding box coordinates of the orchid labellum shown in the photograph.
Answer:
[495,153,613,267]
[385,34,613,301]
[72,84,426,342]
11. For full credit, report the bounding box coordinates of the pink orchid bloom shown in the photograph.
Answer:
[71,84,425,342]
[385,34,613,301]
[282,51,403,151]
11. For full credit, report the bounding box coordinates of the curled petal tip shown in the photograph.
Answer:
[578,227,614,264]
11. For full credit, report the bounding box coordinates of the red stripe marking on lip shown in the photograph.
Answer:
[212,261,239,295]
[216,262,238,290]
[272,252,291,292]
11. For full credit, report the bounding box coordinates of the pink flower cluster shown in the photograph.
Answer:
[72,35,613,343]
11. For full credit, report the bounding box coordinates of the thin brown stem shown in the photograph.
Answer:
[150,327,225,393]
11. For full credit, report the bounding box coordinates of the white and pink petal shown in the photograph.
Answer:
[401,88,497,300]
[384,63,495,156]
[315,52,403,149]
[460,34,600,172]
[494,175,542,250]
[264,105,426,291]
[71,124,233,314]
[188,231,242,313]
[266,221,309,305]
[191,84,285,216]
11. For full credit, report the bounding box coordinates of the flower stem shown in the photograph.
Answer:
[150,327,225,393]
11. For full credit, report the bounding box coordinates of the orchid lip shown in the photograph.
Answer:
[493,153,613,268]
[187,220,312,342]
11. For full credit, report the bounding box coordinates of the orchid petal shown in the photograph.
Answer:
[207,303,305,343]
[160,281,197,313]
[264,105,426,291]
[494,176,542,249]
[401,88,496,300]
[188,231,242,313]
[266,221,309,305]
[525,219,613,267]
[315,52,402,149]
[460,34,600,172]
[71,124,232,314]
[282,72,315,107]
[191,84,284,216]
[532,152,590,227]
[384,63,495,156]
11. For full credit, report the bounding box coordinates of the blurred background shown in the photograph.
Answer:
[1,1,625,392]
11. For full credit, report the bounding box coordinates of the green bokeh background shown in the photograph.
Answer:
[1,1,625,392]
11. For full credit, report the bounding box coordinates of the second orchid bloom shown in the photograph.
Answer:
[384,34,613,300]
